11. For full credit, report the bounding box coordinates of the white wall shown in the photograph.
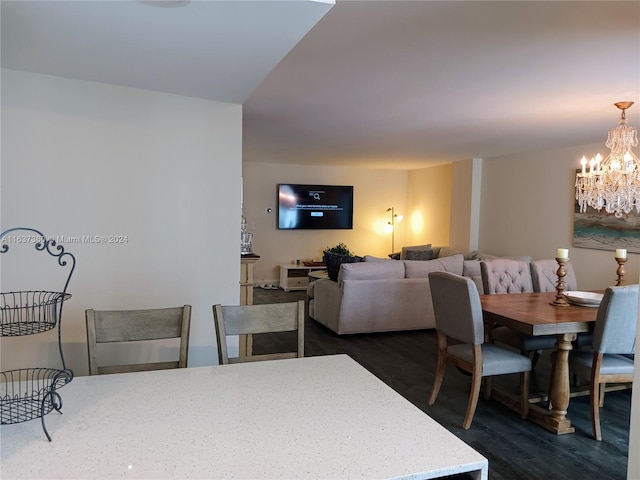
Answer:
[1,69,242,374]
[406,164,452,247]
[242,162,408,284]
[449,158,482,251]
[478,143,639,289]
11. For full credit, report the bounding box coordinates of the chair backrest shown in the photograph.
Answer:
[213,301,305,364]
[530,259,578,292]
[593,285,639,355]
[480,258,533,294]
[85,305,191,375]
[428,271,485,345]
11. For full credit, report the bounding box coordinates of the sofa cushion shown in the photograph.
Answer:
[463,259,482,278]
[438,246,478,260]
[438,246,463,258]
[476,252,532,262]
[404,254,464,278]
[363,255,391,262]
[338,260,405,288]
[463,260,484,294]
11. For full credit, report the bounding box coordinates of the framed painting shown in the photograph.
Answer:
[573,200,640,253]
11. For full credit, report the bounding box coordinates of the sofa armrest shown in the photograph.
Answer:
[312,279,343,332]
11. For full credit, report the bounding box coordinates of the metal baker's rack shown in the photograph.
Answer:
[0,227,76,441]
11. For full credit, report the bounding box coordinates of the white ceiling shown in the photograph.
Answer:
[2,1,639,170]
[1,0,334,103]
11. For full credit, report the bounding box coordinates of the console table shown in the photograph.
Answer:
[240,254,259,305]
[1,355,488,479]
[279,263,326,291]
[239,254,259,356]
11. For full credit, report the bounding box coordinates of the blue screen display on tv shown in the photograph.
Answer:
[278,184,354,230]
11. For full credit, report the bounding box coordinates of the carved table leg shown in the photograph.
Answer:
[547,333,577,434]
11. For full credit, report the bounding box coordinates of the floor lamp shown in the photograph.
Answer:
[387,207,402,253]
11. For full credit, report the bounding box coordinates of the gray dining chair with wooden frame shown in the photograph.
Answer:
[85,305,191,375]
[569,285,637,441]
[481,258,557,368]
[428,271,531,429]
[213,301,304,365]
[530,258,578,293]
[530,259,593,349]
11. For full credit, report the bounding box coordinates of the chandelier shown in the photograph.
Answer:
[575,101,640,218]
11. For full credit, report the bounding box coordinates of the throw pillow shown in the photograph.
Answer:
[404,254,464,278]
[404,249,435,261]
[400,243,432,260]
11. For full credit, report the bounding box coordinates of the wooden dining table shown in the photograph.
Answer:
[480,291,598,435]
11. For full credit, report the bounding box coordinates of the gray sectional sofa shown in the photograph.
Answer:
[308,253,487,335]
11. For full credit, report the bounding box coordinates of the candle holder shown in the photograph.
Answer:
[615,257,627,286]
[551,257,570,306]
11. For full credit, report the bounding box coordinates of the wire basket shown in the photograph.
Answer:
[1,227,77,441]
[1,291,71,337]
[0,368,73,425]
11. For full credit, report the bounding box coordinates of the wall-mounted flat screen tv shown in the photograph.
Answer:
[278,184,354,230]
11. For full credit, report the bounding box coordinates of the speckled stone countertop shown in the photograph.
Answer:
[1,355,487,479]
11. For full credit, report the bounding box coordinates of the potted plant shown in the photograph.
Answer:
[323,243,362,281]
[325,242,353,256]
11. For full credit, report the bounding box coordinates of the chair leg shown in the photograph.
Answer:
[463,372,482,430]
[428,352,446,406]
[520,371,530,419]
[591,380,602,441]
[599,383,606,408]
[483,376,492,400]
[591,354,603,441]
[531,350,541,370]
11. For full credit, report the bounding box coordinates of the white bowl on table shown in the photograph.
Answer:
[563,291,604,307]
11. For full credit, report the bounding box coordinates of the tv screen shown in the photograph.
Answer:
[278,184,354,230]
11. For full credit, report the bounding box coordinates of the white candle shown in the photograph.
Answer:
[557,248,569,259]
[580,156,587,175]
[615,248,627,259]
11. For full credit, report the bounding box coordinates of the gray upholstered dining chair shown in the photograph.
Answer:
[428,271,531,429]
[213,301,304,364]
[481,258,556,368]
[480,258,534,294]
[569,285,637,441]
[85,305,191,375]
[530,259,578,293]
[530,259,593,349]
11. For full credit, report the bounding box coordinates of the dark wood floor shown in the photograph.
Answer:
[252,287,631,480]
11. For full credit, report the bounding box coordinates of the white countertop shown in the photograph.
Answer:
[1,355,487,479]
